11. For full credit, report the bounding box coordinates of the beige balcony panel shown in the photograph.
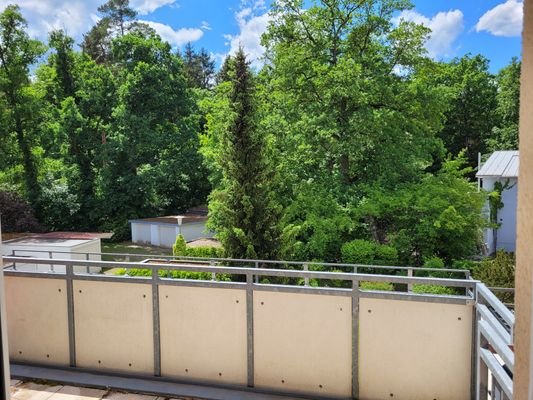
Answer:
[359,297,472,400]
[253,291,352,397]
[74,281,154,374]
[5,276,69,366]
[159,286,247,385]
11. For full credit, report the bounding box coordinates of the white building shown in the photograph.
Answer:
[476,150,519,254]
[2,232,104,273]
[130,207,214,248]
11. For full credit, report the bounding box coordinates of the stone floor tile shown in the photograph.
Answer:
[47,385,107,400]
[11,382,63,400]
[105,392,157,400]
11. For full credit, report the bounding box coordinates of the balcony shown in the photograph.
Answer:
[2,252,514,400]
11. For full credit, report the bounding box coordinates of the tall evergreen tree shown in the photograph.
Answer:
[208,49,280,260]
[0,5,45,209]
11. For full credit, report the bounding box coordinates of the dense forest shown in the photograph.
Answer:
[0,0,521,266]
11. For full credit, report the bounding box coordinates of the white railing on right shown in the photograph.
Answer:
[477,283,515,400]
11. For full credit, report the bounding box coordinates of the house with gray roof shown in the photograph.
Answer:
[476,150,519,254]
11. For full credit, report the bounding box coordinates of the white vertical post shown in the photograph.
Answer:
[0,216,12,399]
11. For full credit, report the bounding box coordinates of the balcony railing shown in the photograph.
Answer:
[1,254,513,400]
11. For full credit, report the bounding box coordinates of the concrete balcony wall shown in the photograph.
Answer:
[3,263,475,400]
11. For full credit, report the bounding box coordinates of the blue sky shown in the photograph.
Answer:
[4,0,523,72]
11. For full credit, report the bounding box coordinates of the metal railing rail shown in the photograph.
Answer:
[476,283,515,400]
[4,255,510,400]
[6,248,472,278]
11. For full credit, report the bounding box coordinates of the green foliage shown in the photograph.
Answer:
[359,281,394,291]
[435,54,498,168]
[487,58,521,151]
[280,184,353,261]
[412,284,456,295]
[341,240,378,265]
[358,154,485,265]
[423,256,445,269]
[474,251,515,289]
[116,267,230,282]
[341,239,399,266]
[207,49,281,260]
[172,234,187,256]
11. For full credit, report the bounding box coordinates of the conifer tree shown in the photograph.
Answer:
[208,48,280,260]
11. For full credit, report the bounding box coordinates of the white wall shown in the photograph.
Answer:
[498,178,518,252]
[131,222,214,248]
[131,223,151,244]
[4,239,102,273]
[481,177,518,253]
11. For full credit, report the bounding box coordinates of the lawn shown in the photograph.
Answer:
[101,241,172,262]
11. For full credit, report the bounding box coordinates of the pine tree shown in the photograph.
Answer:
[208,48,280,260]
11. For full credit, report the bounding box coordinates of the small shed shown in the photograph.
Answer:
[2,232,105,273]
[129,206,214,248]
[476,151,519,254]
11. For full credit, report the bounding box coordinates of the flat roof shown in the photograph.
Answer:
[477,151,519,178]
[130,215,207,226]
[3,237,96,247]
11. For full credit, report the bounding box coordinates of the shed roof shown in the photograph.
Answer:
[476,151,519,178]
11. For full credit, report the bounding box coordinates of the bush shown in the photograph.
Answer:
[341,239,399,266]
[412,284,457,295]
[0,191,42,233]
[341,239,377,264]
[374,245,398,265]
[473,251,515,303]
[360,281,394,291]
[173,234,187,256]
[116,267,230,281]
[173,234,224,259]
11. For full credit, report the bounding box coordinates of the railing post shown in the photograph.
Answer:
[352,278,359,400]
[254,261,259,284]
[152,267,161,376]
[49,251,54,273]
[66,262,76,367]
[303,263,309,286]
[210,260,216,281]
[476,309,489,400]
[246,272,254,387]
[86,253,90,274]
[407,267,413,293]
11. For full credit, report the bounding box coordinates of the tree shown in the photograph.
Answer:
[208,49,281,259]
[0,5,46,209]
[181,43,215,89]
[100,31,208,237]
[82,0,152,64]
[436,55,498,167]
[98,0,136,36]
[487,58,521,151]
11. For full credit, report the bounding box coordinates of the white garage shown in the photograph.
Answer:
[2,232,104,273]
[130,207,214,248]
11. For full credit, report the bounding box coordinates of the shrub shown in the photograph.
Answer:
[341,239,377,264]
[374,245,398,266]
[0,191,42,233]
[360,281,394,291]
[341,239,399,268]
[412,284,457,295]
[473,251,515,303]
[172,234,187,256]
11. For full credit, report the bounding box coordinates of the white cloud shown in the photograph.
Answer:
[394,9,464,59]
[476,0,523,37]
[224,3,271,68]
[0,0,102,41]
[0,0,177,44]
[201,21,212,31]
[130,0,176,16]
[140,20,203,47]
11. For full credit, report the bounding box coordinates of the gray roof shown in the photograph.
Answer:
[476,151,519,178]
